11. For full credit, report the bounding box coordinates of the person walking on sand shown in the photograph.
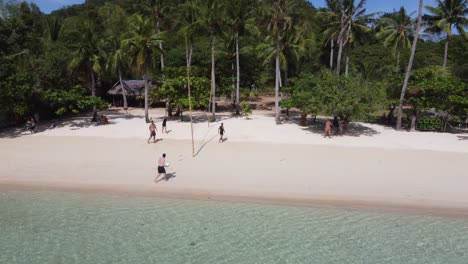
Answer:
[338,119,345,136]
[218,123,225,143]
[148,120,157,143]
[155,153,169,183]
[324,119,333,138]
[162,117,167,134]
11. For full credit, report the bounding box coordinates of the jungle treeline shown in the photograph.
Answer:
[0,0,467,128]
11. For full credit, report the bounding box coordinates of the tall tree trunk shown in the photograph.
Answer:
[330,38,334,71]
[396,47,401,72]
[90,66,96,112]
[144,71,150,123]
[90,68,96,97]
[443,32,450,68]
[345,41,350,77]
[235,30,240,115]
[284,55,288,86]
[275,27,281,123]
[185,33,195,157]
[210,27,216,120]
[118,68,128,110]
[156,14,164,70]
[344,20,352,77]
[336,10,346,75]
[396,0,423,130]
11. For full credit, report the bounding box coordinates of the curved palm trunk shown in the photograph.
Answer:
[185,33,195,157]
[336,11,346,75]
[396,0,423,130]
[210,27,216,120]
[118,69,128,110]
[443,32,450,68]
[144,72,150,123]
[345,41,350,77]
[90,66,96,112]
[275,28,281,123]
[235,30,240,115]
[330,38,334,71]
[344,20,352,77]
[156,19,165,70]
[396,47,401,72]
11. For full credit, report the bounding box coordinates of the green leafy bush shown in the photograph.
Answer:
[45,85,108,116]
[240,101,252,117]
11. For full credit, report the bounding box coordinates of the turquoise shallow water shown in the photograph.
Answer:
[1,190,467,264]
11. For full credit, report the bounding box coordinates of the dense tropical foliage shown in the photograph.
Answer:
[0,0,467,130]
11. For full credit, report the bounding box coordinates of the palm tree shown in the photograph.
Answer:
[261,0,293,123]
[318,0,342,71]
[123,15,163,123]
[341,0,374,76]
[377,7,415,72]
[317,3,341,71]
[105,36,129,110]
[424,0,468,68]
[226,0,256,115]
[198,0,225,120]
[140,0,171,71]
[64,18,102,100]
[396,0,424,130]
[99,3,130,110]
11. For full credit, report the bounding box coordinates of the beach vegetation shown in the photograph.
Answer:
[240,101,252,117]
[45,85,108,116]
[0,0,466,130]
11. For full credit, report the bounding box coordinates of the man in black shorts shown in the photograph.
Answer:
[155,153,168,183]
[148,120,157,143]
[162,117,167,134]
[218,123,225,143]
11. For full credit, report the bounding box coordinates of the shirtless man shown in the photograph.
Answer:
[155,153,168,183]
[324,119,333,138]
[148,120,157,143]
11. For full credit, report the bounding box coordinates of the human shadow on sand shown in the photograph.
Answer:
[155,172,177,183]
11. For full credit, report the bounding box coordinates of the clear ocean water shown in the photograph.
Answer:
[1,190,467,264]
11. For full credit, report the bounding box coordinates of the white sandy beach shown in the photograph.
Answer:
[1,108,468,215]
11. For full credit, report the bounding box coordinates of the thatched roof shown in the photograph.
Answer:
[107,80,147,96]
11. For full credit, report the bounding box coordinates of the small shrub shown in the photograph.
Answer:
[240,101,252,117]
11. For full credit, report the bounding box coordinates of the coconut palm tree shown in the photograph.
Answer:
[226,0,256,115]
[123,15,163,123]
[341,0,374,76]
[105,36,129,110]
[197,0,225,120]
[64,17,102,100]
[377,7,415,72]
[424,0,468,68]
[318,0,342,71]
[260,0,294,123]
[396,0,424,130]
[140,0,171,71]
[99,3,129,110]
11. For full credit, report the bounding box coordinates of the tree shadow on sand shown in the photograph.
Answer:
[458,135,468,141]
[280,115,381,137]
[0,111,145,139]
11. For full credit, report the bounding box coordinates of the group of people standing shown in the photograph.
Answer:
[324,116,348,138]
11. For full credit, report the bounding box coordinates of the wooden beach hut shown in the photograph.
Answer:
[107,80,147,107]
